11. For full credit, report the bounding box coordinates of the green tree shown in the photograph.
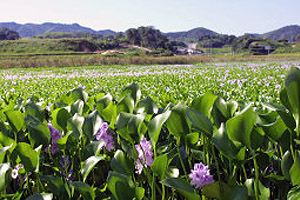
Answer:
[0,27,20,40]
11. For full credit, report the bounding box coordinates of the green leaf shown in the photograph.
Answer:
[186,108,213,137]
[120,83,141,104]
[282,151,293,180]
[148,110,171,145]
[26,193,53,200]
[0,132,15,153]
[186,132,199,147]
[101,102,117,127]
[288,186,300,200]
[160,178,200,200]
[191,92,218,118]
[213,123,241,159]
[12,142,39,172]
[25,102,45,122]
[51,108,72,132]
[83,140,105,159]
[226,104,256,147]
[70,181,95,200]
[151,154,168,179]
[81,156,105,182]
[290,150,300,186]
[134,187,145,200]
[115,113,145,143]
[67,113,84,138]
[262,117,287,141]
[107,171,135,200]
[117,94,134,114]
[96,93,113,112]
[5,110,25,133]
[27,122,51,148]
[67,87,88,103]
[82,111,102,139]
[71,99,85,116]
[40,175,70,199]
[135,96,159,114]
[0,163,10,192]
[166,103,189,138]
[0,143,13,163]
[245,178,270,200]
[110,150,134,175]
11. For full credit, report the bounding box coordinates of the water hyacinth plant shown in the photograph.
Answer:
[1,64,300,199]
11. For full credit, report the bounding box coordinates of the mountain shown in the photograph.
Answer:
[260,25,300,41]
[0,22,116,37]
[165,27,219,42]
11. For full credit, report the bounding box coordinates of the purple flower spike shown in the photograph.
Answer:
[47,122,61,155]
[60,155,74,181]
[135,137,154,174]
[96,122,114,151]
[189,162,214,189]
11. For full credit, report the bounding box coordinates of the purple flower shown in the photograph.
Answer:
[11,169,19,179]
[135,137,154,174]
[96,122,114,151]
[11,164,24,180]
[275,84,281,89]
[189,162,214,189]
[60,155,74,181]
[47,122,61,154]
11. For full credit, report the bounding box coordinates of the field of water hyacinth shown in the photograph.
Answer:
[1,62,300,199]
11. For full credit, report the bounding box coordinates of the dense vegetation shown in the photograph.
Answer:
[165,27,218,43]
[196,34,236,48]
[0,39,98,54]
[0,27,20,40]
[1,63,300,199]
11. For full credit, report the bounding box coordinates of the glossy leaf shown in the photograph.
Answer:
[82,110,102,139]
[151,154,168,179]
[12,142,39,172]
[110,150,134,175]
[27,122,51,148]
[81,156,105,182]
[51,108,72,132]
[0,163,10,192]
[186,108,213,137]
[148,110,171,144]
[160,178,200,200]
[26,193,53,200]
[70,181,95,200]
[226,104,256,147]
[166,103,189,138]
[5,110,25,133]
[191,92,218,118]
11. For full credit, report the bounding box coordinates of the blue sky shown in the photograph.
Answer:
[1,0,300,35]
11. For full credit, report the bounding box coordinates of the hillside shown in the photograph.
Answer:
[0,22,116,37]
[165,27,218,42]
[0,39,99,54]
[260,25,300,41]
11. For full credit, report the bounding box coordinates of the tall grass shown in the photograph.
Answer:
[1,53,300,68]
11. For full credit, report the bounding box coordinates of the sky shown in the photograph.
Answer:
[1,0,300,36]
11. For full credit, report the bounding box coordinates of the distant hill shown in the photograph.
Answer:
[0,22,116,38]
[165,27,219,42]
[260,25,300,41]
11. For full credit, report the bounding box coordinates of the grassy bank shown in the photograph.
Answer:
[1,53,300,68]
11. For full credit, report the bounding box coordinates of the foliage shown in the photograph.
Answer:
[126,26,173,51]
[0,27,20,40]
[1,66,300,199]
[0,39,99,54]
[165,27,218,43]
[196,34,236,48]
